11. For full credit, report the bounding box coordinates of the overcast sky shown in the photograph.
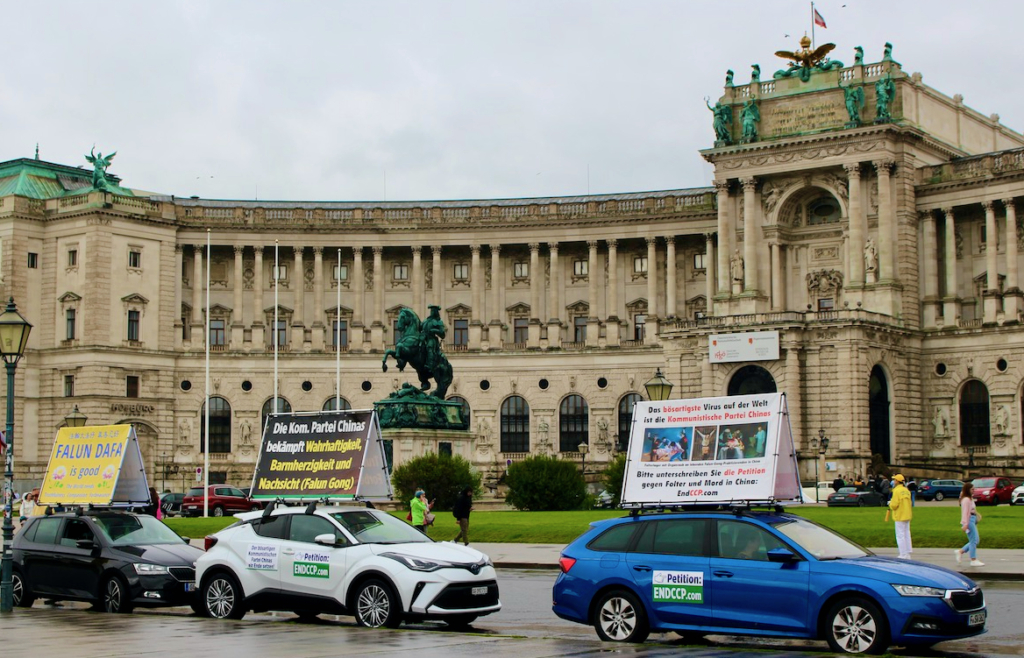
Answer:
[5,1,1022,202]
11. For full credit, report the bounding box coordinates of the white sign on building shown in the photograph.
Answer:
[709,331,780,363]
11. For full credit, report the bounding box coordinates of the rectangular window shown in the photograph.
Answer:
[127,310,140,341]
[574,316,587,342]
[634,314,646,341]
[980,225,987,245]
[334,264,348,281]
[393,263,409,281]
[513,262,529,278]
[209,319,226,346]
[272,264,288,281]
[332,320,348,348]
[634,256,647,274]
[64,375,75,397]
[453,319,469,346]
[66,309,76,340]
[68,249,78,267]
[693,253,706,270]
[574,259,588,276]
[275,319,288,346]
[453,263,469,280]
[438,442,453,457]
[27,253,38,269]
[513,318,529,343]
[129,250,142,268]
[817,298,835,311]
[126,375,140,398]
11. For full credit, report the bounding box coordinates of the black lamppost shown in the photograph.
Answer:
[644,368,674,402]
[578,441,589,475]
[815,429,830,503]
[0,298,32,613]
[64,405,88,428]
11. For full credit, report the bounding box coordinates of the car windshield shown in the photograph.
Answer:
[972,478,996,487]
[91,515,186,546]
[330,510,430,544]
[837,487,858,493]
[771,516,870,560]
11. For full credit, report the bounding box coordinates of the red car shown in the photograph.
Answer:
[181,485,262,517]
[972,476,1015,505]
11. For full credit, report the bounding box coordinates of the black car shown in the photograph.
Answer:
[160,492,185,517]
[13,510,203,613]
[826,486,885,507]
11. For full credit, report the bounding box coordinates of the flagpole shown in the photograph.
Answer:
[811,2,815,49]
[274,240,279,421]
[203,228,210,518]
[336,248,341,410]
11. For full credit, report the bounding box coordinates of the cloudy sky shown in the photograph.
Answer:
[5,1,1021,202]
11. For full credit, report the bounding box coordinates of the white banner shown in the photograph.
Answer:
[709,331,780,363]
[620,393,800,506]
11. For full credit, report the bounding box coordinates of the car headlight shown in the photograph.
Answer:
[133,563,170,575]
[892,584,946,597]
[381,552,454,572]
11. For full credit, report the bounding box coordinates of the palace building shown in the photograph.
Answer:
[3,41,1024,489]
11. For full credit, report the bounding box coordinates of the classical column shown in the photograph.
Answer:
[715,181,731,295]
[311,246,324,350]
[291,247,305,350]
[646,237,658,318]
[740,177,759,292]
[469,244,483,349]
[983,201,1001,322]
[371,246,384,350]
[586,240,600,346]
[770,242,782,310]
[606,239,620,346]
[252,246,265,348]
[231,245,245,349]
[845,163,865,285]
[412,246,423,312]
[528,243,542,347]
[1004,199,1021,318]
[784,344,802,450]
[665,236,677,318]
[431,245,442,308]
[489,244,501,326]
[352,247,364,327]
[174,245,184,349]
[942,208,961,322]
[921,210,940,328]
[704,233,715,316]
[874,160,895,281]
[191,244,204,346]
[548,242,560,323]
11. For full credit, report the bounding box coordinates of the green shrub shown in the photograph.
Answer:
[504,455,587,511]
[602,453,627,506]
[391,453,481,511]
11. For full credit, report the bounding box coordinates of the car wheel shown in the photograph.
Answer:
[212,505,225,517]
[593,589,650,643]
[825,597,889,655]
[446,614,478,630]
[354,578,402,628]
[12,570,35,608]
[102,575,134,614]
[203,572,246,620]
[857,499,866,507]
[250,504,261,512]
[934,492,944,501]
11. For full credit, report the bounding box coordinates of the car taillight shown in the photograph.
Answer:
[204,535,218,551]
[558,556,576,573]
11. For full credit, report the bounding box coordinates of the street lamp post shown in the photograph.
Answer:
[64,405,88,428]
[578,441,589,475]
[816,429,830,504]
[644,367,674,402]
[0,298,32,613]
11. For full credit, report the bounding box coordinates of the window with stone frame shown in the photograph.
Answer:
[332,259,350,288]
[392,262,410,287]
[445,304,471,348]
[67,248,78,268]
[452,262,469,285]
[207,304,232,349]
[687,296,708,320]
[66,308,76,341]
[559,394,589,453]
[500,395,530,453]
[59,292,81,345]
[625,299,648,341]
[126,375,140,398]
[64,374,75,397]
[128,245,143,271]
[328,305,353,350]
[572,258,589,283]
[271,263,289,288]
[806,196,841,225]
[122,293,149,347]
[181,303,192,341]
[566,301,589,343]
[693,252,707,272]
[452,319,469,346]
[507,303,530,345]
[632,254,648,280]
[201,396,233,454]
[264,306,293,349]
[512,261,529,282]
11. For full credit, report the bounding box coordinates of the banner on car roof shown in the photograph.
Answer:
[620,393,800,507]
[249,409,393,501]
[37,425,150,507]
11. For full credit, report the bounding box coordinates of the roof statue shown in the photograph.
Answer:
[739,98,760,144]
[85,147,116,191]
[774,35,843,82]
[840,81,866,127]
[706,96,733,146]
[874,72,896,123]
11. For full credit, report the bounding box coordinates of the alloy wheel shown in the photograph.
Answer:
[598,595,638,641]
[206,577,236,618]
[832,604,878,653]
[356,584,391,627]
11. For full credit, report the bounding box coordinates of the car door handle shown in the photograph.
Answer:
[713,570,733,578]
[282,549,295,556]
[632,565,651,572]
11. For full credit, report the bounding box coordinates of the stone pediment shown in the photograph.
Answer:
[506,302,530,314]
[263,304,293,315]
[121,293,149,305]
[58,291,82,303]
[385,304,410,315]
[625,298,648,311]
[565,300,589,314]
[446,303,472,315]
[208,303,233,314]
[326,304,353,316]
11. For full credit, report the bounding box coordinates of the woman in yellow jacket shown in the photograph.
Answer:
[888,474,913,559]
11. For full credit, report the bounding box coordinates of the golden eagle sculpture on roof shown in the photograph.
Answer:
[773,35,843,82]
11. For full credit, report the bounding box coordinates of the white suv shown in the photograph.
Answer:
[195,504,500,628]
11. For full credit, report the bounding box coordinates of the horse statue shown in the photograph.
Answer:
[381,306,453,399]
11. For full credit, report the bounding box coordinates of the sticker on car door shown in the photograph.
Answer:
[293,550,330,578]
[246,543,279,570]
[653,571,704,603]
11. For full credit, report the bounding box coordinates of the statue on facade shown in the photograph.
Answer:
[932,405,949,437]
[85,147,117,191]
[725,69,734,87]
[874,73,896,123]
[240,420,253,445]
[854,46,864,66]
[840,82,865,127]
[740,98,760,143]
[381,305,454,398]
[750,64,761,84]
[864,238,879,275]
[774,36,842,82]
[993,404,1010,435]
[882,42,898,64]
[705,97,733,145]
[730,249,744,284]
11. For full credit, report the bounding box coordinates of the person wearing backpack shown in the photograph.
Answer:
[451,487,474,546]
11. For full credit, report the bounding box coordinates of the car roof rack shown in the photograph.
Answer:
[622,500,789,517]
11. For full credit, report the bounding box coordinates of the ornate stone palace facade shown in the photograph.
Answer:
[2,44,1024,488]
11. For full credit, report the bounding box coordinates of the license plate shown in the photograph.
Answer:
[184,582,196,592]
[471,586,487,596]
[969,611,986,626]
[834,497,845,501]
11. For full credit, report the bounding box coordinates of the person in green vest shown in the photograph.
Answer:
[410,489,434,535]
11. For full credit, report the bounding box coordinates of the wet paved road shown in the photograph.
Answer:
[3,570,1022,658]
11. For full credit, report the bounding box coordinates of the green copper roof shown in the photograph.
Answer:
[0,158,129,199]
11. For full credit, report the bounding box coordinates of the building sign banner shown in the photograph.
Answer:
[37,425,150,507]
[620,393,800,506]
[250,410,393,501]
[709,331,780,363]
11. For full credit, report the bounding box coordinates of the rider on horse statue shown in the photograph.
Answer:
[382,305,454,399]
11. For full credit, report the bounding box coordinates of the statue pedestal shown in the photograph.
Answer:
[382,427,475,472]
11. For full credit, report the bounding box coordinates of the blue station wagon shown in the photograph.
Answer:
[553,510,985,654]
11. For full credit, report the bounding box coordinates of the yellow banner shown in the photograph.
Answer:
[37,425,133,506]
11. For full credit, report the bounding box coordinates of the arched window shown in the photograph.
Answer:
[727,365,777,396]
[322,397,352,412]
[560,394,589,452]
[959,380,990,446]
[262,397,292,433]
[447,395,471,428]
[500,396,530,453]
[618,393,643,451]
[200,396,232,454]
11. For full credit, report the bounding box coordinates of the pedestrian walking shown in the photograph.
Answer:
[887,473,913,559]
[410,489,434,535]
[907,478,918,506]
[955,482,984,567]
[18,491,34,526]
[451,487,474,546]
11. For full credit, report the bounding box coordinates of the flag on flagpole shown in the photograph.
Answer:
[813,7,827,28]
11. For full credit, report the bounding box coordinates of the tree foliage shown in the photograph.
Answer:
[601,453,627,507]
[504,455,587,511]
[391,453,481,511]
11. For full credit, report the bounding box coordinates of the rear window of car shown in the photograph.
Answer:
[31,517,62,545]
[633,519,707,557]
[587,523,641,552]
[186,488,203,497]
[252,515,289,539]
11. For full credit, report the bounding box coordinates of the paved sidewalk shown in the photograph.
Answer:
[473,542,1024,580]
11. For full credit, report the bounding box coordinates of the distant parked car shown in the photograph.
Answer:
[160,493,184,517]
[595,490,615,508]
[1011,483,1024,506]
[827,486,884,507]
[800,482,833,502]
[972,477,1015,505]
[918,479,964,502]
[181,485,262,518]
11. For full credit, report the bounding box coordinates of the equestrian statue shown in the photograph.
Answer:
[382,305,454,399]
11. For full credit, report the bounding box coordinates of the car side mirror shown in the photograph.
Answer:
[76,539,96,550]
[314,533,338,547]
[180,536,191,544]
[767,548,798,563]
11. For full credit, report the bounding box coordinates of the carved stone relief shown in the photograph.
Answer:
[806,269,844,295]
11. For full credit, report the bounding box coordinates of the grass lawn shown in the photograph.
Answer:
[165,503,1024,549]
